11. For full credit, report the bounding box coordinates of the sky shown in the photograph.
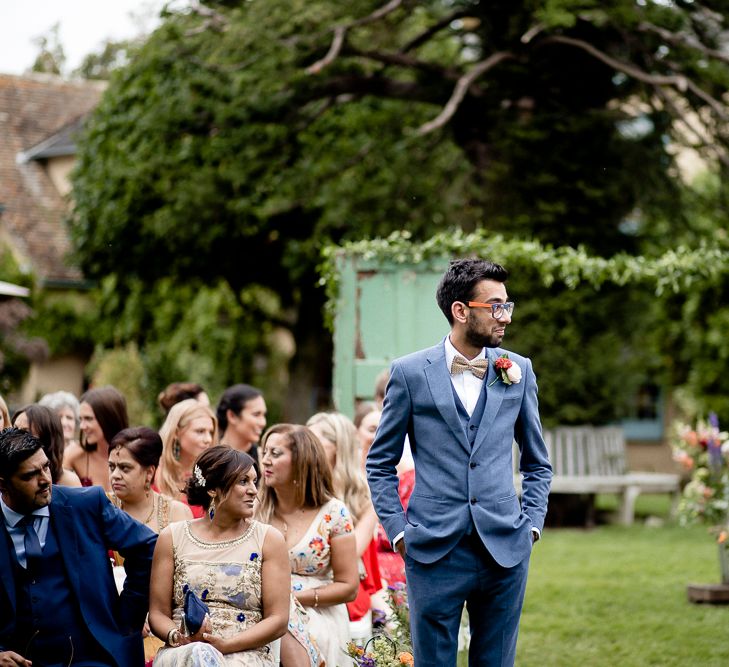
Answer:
[0,0,169,75]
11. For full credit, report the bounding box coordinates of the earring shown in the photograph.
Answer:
[208,497,216,521]
[172,439,181,461]
[144,480,151,498]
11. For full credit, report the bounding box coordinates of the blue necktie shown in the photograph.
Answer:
[20,515,43,567]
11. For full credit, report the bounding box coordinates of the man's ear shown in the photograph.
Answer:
[451,301,468,324]
[0,477,7,494]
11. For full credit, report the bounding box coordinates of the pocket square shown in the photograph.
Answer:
[183,586,209,635]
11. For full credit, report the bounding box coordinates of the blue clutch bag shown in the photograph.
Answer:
[183,587,209,635]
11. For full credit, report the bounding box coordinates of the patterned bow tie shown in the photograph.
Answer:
[450,355,488,380]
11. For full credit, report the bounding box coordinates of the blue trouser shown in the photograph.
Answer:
[405,532,530,667]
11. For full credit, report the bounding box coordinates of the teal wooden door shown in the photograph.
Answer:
[332,256,450,417]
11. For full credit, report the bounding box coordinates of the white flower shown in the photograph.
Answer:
[505,363,522,384]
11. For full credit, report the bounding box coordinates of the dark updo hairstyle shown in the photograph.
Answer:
[185,445,255,509]
[79,386,129,452]
[216,384,262,432]
[109,427,164,472]
[12,404,65,483]
[158,382,206,414]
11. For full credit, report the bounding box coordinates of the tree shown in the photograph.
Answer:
[30,23,66,75]
[70,0,729,418]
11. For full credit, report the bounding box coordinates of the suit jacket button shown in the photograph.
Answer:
[470,462,477,469]
[470,497,477,505]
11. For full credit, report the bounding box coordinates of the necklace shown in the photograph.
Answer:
[120,494,156,526]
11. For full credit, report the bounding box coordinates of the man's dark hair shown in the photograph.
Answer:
[0,427,43,479]
[436,259,509,325]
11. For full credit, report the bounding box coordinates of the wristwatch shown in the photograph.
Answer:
[167,627,182,647]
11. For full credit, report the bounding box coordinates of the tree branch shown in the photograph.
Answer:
[540,35,728,121]
[416,51,514,136]
[637,21,729,65]
[307,0,405,74]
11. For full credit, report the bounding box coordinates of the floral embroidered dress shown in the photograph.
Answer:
[289,498,354,667]
[154,520,275,667]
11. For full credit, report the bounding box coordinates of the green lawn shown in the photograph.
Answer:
[459,496,729,666]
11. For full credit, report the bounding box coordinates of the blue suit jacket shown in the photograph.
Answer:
[0,485,157,666]
[367,341,552,568]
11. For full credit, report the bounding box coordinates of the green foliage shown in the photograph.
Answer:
[87,343,154,426]
[30,23,66,75]
[67,0,729,420]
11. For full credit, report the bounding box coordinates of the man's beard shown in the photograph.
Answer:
[465,325,502,349]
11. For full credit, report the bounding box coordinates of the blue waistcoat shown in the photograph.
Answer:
[11,520,109,666]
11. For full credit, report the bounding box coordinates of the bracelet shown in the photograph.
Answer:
[167,627,181,647]
[313,588,320,608]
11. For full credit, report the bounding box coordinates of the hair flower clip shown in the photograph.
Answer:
[193,465,206,487]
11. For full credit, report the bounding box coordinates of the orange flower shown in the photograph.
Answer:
[718,531,728,544]
[399,652,414,665]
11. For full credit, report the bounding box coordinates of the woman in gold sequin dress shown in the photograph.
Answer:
[149,446,290,666]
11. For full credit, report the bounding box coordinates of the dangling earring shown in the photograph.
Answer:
[144,480,151,498]
[208,497,216,521]
[172,438,181,461]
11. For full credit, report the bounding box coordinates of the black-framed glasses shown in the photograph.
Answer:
[467,301,515,319]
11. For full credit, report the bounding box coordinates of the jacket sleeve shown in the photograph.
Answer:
[98,491,157,633]
[514,357,552,532]
[366,360,412,544]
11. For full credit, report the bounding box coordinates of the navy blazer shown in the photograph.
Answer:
[0,485,157,666]
[367,341,553,568]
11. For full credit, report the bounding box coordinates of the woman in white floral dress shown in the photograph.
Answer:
[258,424,359,667]
[149,446,290,666]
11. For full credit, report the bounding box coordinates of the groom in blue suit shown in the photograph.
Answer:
[0,427,157,667]
[367,258,552,667]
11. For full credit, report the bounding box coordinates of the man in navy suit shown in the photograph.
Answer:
[0,427,157,667]
[367,259,552,666]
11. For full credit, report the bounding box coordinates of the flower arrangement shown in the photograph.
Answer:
[673,413,729,537]
[347,583,412,667]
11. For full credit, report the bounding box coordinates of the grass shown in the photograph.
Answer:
[456,496,729,666]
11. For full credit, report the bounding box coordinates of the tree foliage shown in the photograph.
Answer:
[69,0,729,420]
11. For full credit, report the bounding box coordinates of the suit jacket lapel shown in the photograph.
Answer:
[50,492,82,596]
[472,348,506,456]
[424,344,470,454]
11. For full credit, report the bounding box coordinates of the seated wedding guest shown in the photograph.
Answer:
[39,390,81,449]
[63,385,129,489]
[217,384,267,478]
[149,446,289,666]
[0,427,157,667]
[0,395,9,430]
[12,404,81,487]
[108,426,193,665]
[258,424,358,667]
[158,382,210,415]
[156,399,217,518]
[306,412,381,639]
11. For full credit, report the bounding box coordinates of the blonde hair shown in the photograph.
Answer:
[157,398,218,498]
[256,424,334,524]
[306,411,370,524]
[0,395,9,430]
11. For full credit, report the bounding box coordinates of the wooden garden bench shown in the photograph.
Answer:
[517,425,681,525]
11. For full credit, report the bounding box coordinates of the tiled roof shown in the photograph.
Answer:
[0,72,105,283]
